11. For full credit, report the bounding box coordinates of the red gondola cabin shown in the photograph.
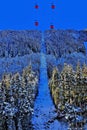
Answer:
[50,25,54,29]
[51,4,55,9]
[35,4,39,9]
[35,21,39,26]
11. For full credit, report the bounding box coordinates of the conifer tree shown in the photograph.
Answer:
[49,67,60,103]
[60,64,75,106]
[0,82,4,130]
[51,67,59,90]
[82,63,87,77]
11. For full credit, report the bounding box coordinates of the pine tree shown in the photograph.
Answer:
[51,67,59,91]
[13,73,22,112]
[82,63,87,77]
[60,64,75,106]
[49,67,60,105]
[76,61,83,84]
[0,82,4,130]
[75,62,83,106]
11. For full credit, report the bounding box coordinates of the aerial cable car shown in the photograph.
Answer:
[50,24,54,29]
[51,3,55,9]
[50,1,55,29]
[34,21,39,26]
[34,4,39,9]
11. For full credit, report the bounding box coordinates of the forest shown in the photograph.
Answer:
[0,30,87,130]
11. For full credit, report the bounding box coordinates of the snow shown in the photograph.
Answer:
[84,42,87,56]
[0,53,40,79]
[31,32,68,130]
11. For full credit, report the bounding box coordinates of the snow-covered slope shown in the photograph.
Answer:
[0,30,41,57]
[0,53,40,79]
[45,30,87,58]
[32,32,68,130]
[84,42,87,56]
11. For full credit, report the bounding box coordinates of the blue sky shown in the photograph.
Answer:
[0,0,87,30]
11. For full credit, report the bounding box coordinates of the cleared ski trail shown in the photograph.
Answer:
[31,32,67,130]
